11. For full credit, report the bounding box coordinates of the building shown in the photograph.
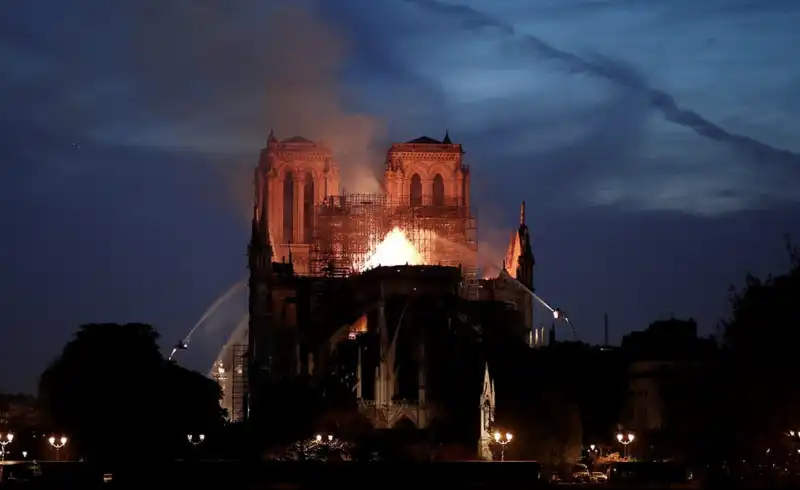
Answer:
[476,201,538,345]
[620,319,720,459]
[215,131,537,456]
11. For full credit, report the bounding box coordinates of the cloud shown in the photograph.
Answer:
[398,0,800,214]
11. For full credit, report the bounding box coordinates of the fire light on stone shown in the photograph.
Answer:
[361,227,424,271]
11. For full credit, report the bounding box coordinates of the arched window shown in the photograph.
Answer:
[432,174,445,206]
[410,173,422,206]
[283,171,294,243]
[303,172,314,243]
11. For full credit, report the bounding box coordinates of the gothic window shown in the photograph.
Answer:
[483,400,492,429]
[432,174,445,206]
[303,172,314,244]
[283,171,294,243]
[410,173,422,206]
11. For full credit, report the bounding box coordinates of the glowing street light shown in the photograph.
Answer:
[0,432,13,455]
[48,436,67,461]
[314,434,334,444]
[187,434,205,447]
[589,444,602,456]
[616,432,634,459]
[493,432,513,461]
[0,433,14,480]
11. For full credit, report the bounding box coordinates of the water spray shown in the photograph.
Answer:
[169,280,247,361]
[483,262,578,340]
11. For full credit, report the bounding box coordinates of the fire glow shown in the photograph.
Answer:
[360,227,424,271]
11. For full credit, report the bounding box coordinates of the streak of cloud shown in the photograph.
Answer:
[402,0,800,170]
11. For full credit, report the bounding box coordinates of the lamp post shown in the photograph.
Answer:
[314,434,334,444]
[616,432,634,459]
[0,433,13,480]
[187,434,205,447]
[310,433,340,461]
[187,434,205,459]
[493,432,513,461]
[48,436,67,462]
[589,444,602,457]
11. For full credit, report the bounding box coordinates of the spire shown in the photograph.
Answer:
[520,200,526,225]
[267,128,277,143]
[443,130,452,144]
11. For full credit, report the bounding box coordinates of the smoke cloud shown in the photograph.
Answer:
[259,5,385,193]
[403,0,800,169]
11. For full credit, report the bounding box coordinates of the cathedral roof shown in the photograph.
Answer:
[282,135,316,144]
[406,136,442,144]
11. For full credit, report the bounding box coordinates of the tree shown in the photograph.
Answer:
[720,242,800,458]
[39,323,225,463]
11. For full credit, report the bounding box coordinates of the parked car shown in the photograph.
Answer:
[591,471,608,483]
[572,464,591,483]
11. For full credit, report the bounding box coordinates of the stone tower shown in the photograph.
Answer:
[384,132,469,209]
[258,130,339,275]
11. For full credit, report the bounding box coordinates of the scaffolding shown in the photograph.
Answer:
[231,344,248,423]
[309,193,479,298]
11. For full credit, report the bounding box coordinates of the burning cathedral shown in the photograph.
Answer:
[214,131,539,458]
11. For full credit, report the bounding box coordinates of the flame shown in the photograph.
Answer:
[348,314,368,339]
[361,227,424,271]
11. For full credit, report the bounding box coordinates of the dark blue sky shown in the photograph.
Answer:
[2,0,799,393]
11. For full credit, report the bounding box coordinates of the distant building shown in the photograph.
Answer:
[0,394,40,430]
[619,319,719,458]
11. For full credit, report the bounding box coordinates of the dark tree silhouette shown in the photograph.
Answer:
[720,241,800,458]
[38,323,225,463]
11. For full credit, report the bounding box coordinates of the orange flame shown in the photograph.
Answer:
[347,314,368,339]
[361,227,424,271]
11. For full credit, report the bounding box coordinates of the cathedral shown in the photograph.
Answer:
[221,130,538,458]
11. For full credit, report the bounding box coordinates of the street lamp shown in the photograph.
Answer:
[48,436,67,461]
[314,434,334,444]
[0,433,13,480]
[616,432,634,459]
[589,444,602,457]
[493,432,513,461]
[187,434,205,447]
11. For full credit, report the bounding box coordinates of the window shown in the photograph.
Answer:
[410,173,422,206]
[432,174,445,205]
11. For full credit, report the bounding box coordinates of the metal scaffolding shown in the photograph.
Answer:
[309,193,479,298]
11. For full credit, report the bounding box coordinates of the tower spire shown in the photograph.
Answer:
[443,130,452,144]
[520,200,526,225]
[267,128,277,144]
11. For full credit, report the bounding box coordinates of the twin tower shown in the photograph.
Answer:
[253,130,472,275]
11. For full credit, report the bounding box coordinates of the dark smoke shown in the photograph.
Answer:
[256,5,386,193]
[402,0,800,168]
[117,2,386,195]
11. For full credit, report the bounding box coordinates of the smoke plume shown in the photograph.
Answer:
[260,5,385,193]
[403,0,800,169]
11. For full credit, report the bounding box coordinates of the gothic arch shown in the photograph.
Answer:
[409,173,422,206]
[427,163,454,182]
[432,174,445,206]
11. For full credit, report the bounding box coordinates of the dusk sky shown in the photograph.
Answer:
[2,0,799,393]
